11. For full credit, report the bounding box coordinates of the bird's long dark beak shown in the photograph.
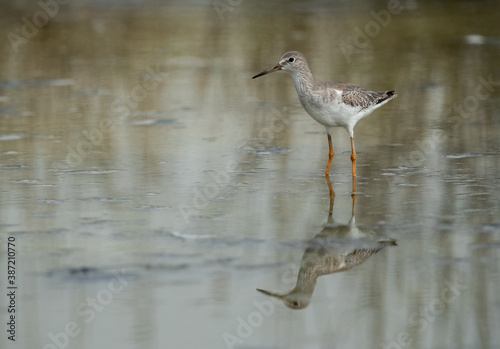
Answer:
[252,64,281,79]
[256,288,284,299]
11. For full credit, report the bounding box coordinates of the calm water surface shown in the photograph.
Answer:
[0,0,499,348]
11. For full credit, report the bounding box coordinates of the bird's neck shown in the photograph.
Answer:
[291,67,315,96]
[294,266,318,296]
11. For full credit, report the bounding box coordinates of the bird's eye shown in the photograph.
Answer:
[288,57,295,63]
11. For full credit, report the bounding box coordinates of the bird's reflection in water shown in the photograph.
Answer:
[257,176,397,309]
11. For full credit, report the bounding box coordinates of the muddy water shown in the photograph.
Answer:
[0,1,499,348]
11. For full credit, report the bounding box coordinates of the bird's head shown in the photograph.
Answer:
[252,51,307,79]
[256,287,311,309]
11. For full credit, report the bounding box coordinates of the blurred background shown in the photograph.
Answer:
[0,0,499,348]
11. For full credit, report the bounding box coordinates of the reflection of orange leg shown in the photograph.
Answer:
[325,174,335,219]
[350,137,357,177]
[351,176,357,218]
[325,134,334,176]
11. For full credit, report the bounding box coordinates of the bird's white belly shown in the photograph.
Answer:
[299,96,366,129]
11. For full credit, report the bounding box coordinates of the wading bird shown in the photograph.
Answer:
[253,51,397,177]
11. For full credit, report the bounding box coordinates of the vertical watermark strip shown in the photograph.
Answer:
[6,236,17,342]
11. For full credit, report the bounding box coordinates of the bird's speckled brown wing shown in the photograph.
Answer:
[320,82,396,109]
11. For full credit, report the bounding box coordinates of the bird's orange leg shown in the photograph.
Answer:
[325,134,334,176]
[350,137,357,177]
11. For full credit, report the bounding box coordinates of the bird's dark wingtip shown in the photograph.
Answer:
[376,90,397,105]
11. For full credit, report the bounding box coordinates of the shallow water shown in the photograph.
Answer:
[0,0,499,348]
